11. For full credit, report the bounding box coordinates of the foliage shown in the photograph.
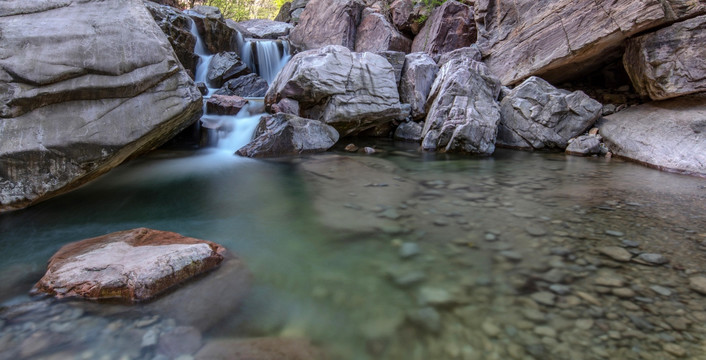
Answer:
[181,0,288,21]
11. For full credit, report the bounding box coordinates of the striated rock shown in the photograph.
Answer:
[394,121,423,142]
[437,45,482,67]
[214,73,269,97]
[566,134,602,156]
[195,338,326,360]
[236,113,339,158]
[145,1,198,75]
[274,2,292,23]
[188,6,238,54]
[624,15,706,101]
[597,95,706,176]
[475,0,706,86]
[421,59,501,154]
[497,77,602,150]
[289,0,365,51]
[32,228,225,302]
[206,95,248,115]
[411,0,475,57]
[375,51,406,85]
[399,52,438,120]
[266,45,409,136]
[206,52,251,88]
[0,0,202,212]
[232,19,293,39]
[390,0,425,35]
[355,9,412,53]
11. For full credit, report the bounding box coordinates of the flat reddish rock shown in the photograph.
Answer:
[206,94,248,115]
[32,228,226,302]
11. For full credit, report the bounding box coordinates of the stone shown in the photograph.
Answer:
[265,45,409,136]
[597,95,706,176]
[531,291,556,306]
[157,326,202,358]
[214,73,269,97]
[418,287,454,306]
[497,77,602,150]
[31,228,225,302]
[635,253,669,266]
[605,230,624,237]
[206,95,248,115]
[188,6,238,54]
[375,51,406,85]
[389,0,425,35]
[566,135,602,156]
[411,0,476,57]
[394,121,423,142]
[597,246,632,262]
[145,1,198,75]
[624,15,706,101]
[399,52,438,120]
[612,288,635,298]
[355,9,412,53]
[344,143,359,152]
[437,45,483,67]
[407,307,441,333]
[231,19,293,39]
[274,2,292,23]
[525,225,547,237]
[0,0,202,212]
[534,326,557,338]
[474,0,705,86]
[399,242,420,258]
[689,276,706,295]
[271,98,300,116]
[650,285,672,297]
[549,284,571,295]
[236,113,339,158]
[206,52,251,88]
[421,59,501,154]
[663,343,687,358]
[481,320,502,337]
[194,338,325,360]
[289,0,365,51]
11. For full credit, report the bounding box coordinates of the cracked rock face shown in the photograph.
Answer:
[497,76,602,150]
[411,0,475,57]
[32,228,227,302]
[355,9,412,53]
[0,0,202,213]
[399,52,438,120]
[624,14,706,101]
[289,0,365,51]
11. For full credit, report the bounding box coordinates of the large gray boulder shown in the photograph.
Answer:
[399,52,438,120]
[265,45,409,136]
[206,52,251,88]
[597,95,706,176]
[289,0,365,51]
[475,0,706,86]
[411,0,475,57]
[624,14,706,101]
[231,19,293,39]
[236,113,339,158]
[355,9,412,53]
[0,0,202,213]
[145,1,198,76]
[421,59,501,155]
[497,77,602,150]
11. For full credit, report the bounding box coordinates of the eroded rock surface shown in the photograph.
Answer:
[355,9,412,53]
[206,52,251,88]
[145,1,198,75]
[206,95,249,115]
[411,0,475,57]
[400,52,438,120]
[289,0,365,51]
[215,73,269,97]
[188,5,238,54]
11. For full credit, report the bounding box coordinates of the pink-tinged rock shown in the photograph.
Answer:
[289,0,365,51]
[355,9,412,53]
[195,337,327,360]
[624,14,706,101]
[32,228,226,302]
[390,0,425,35]
[411,0,475,57]
[206,95,248,115]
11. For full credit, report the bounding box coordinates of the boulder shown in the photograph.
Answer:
[151,0,180,7]
[437,45,482,67]
[32,228,225,302]
[375,51,407,85]
[236,113,339,158]
[265,45,409,136]
[411,0,475,57]
[355,9,412,53]
[421,59,501,154]
[0,0,202,212]
[274,2,292,23]
[145,1,198,75]
[289,0,310,24]
[206,95,249,115]
[214,73,269,98]
[195,338,326,360]
[232,19,294,39]
[271,98,301,116]
[390,0,425,35]
[394,121,423,142]
[497,77,602,150]
[597,95,706,176]
[399,52,438,120]
[187,6,238,54]
[624,15,706,101]
[289,0,365,51]
[566,134,602,156]
[206,52,251,88]
[475,0,706,86]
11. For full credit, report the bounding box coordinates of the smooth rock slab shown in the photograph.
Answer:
[32,228,225,302]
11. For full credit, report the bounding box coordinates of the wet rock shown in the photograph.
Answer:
[418,287,454,306]
[206,52,251,88]
[663,343,687,358]
[481,319,502,337]
[525,225,547,237]
[634,253,669,266]
[145,1,198,75]
[157,326,202,358]
[531,292,556,306]
[289,0,365,51]
[566,135,602,156]
[236,113,339,158]
[32,228,225,302]
[597,95,706,176]
[389,270,426,287]
[534,326,556,338]
[399,52,438,120]
[612,288,635,298]
[624,15,706,101]
[399,242,420,258]
[393,121,423,142]
[214,73,269,97]
[363,147,376,154]
[411,0,475,57]
[549,284,571,295]
[355,9,412,53]
[206,95,248,115]
[689,276,706,295]
[407,307,441,333]
[344,143,359,152]
[196,82,209,95]
[597,246,632,262]
[421,59,501,154]
[605,230,625,237]
[194,337,326,360]
[497,77,602,150]
[649,285,672,297]
[188,6,238,54]
[231,19,293,39]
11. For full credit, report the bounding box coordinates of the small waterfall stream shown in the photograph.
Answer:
[187,17,291,151]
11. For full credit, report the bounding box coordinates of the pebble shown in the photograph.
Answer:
[575,319,594,330]
[549,284,571,295]
[688,276,706,295]
[649,285,672,296]
[663,343,687,358]
[635,253,669,265]
[500,251,523,262]
[612,288,635,298]
[484,233,497,242]
[407,307,441,333]
[534,326,556,338]
[433,219,449,226]
[522,308,546,323]
[576,291,601,306]
[418,287,454,306]
[141,329,159,347]
[363,147,376,154]
[531,292,556,306]
[605,230,624,237]
[526,225,548,237]
[621,240,640,248]
[399,242,420,259]
[344,143,358,152]
[481,320,502,337]
[597,246,632,262]
[594,275,624,287]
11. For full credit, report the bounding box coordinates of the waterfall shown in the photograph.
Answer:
[185,16,291,152]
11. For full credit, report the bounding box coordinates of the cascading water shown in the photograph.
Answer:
[186,16,291,151]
